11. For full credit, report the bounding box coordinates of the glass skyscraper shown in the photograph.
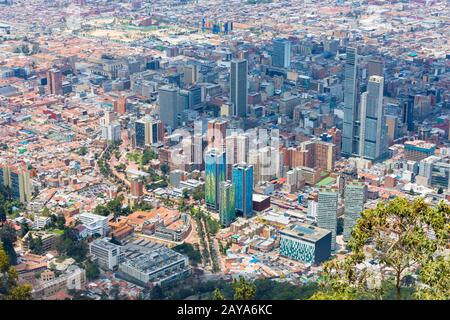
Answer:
[343,182,367,242]
[342,47,359,157]
[272,38,291,69]
[205,149,226,210]
[219,181,235,227]
[359,75,387,161]
[317,188,339,251]
[232,164,253,218]
[230,59,248,117]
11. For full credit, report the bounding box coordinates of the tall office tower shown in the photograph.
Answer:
[47,69,63,96]
[183,64,199,86]
[0,163,11,188]
[130,177,144,198]
[343,182,367,241]
[113,95,127,114]
[134,120,146,149]
[193,132,204,171]
[9,166,32,204]
[143,118,164,146]
[205,149,226,211]
[230,59,248,117]
[272,38,291,69]
[159,85,180,130]
[317,188,339,251]
[207,119,228,152]
[402,95,415,132]
[367,59,384,78]
[342,47,359,157]
[359,75,386,161]
[328,127,342,160]
[219,181,235,227]
[232,164,253,218]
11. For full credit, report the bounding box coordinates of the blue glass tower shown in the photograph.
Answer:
[232,164,253,217]
[205,149,226,210]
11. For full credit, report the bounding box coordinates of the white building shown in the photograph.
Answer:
[74,212,109,236]
[89,238,121,270]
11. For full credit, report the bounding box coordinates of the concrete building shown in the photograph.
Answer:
[89,238,122,270]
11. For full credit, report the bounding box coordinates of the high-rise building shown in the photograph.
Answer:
[230,59,248,117]
[134,120,146,149]
[135,117,164,149]
[205,149,226,210]
[8,166,32,204]
[402,95,415,132]
[159,85,180,129]
[343,182,367,241]
[232,164,253,218]
[219,181,235,227]
[359,75,387,161]
[130,177,144,198]
[47,69,63,96]
[342,47,359,157]
[317,188,338,251]
[113,95,127,114]
[183,64,199,86]
[367,59,384,78]
[272,38,291,69]
[207,119,228,152]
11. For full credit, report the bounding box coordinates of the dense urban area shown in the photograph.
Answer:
[0,0,449,301]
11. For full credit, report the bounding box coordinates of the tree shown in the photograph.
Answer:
[0,206,6,226]
[0,247,32,300]
[182,188,189,200]
[437,187,444,194]
[0,224,17,265]
[151,285,165,300]
[312,198,450,300]
[212,288,225,300]
[232,277,256,300]
[84,260,100,280]
[7,285,33,300]
[160,164,169,175]
[414,256,450,300]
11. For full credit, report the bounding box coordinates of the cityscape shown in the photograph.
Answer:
[0,0,449,303]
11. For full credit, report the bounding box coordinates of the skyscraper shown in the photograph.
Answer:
[219,181,235,227]
[7,166,32,204]
[232,164,253,218]
[317,188,338,251]
[230,59,248,117]
[159,85,180,129]
[135,117,164,149]
[342,47,359,157]
[134,120,146,149]
[272,38,291,69]
[343,182,367,241]
[205,149,226,210]
[47,69,63,96]
[359,75,387,161]
[367,59,384,78]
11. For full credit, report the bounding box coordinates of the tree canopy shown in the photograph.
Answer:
[311,197,450,300]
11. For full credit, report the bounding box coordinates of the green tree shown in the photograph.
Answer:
[232,277,256,300]
[160,164,169,175]
[414,256,450,300]
[0,247,32,300]
[212,288,225,300]
[151,285,165,300]
[84,260,100,280]
[312,198,450,300]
